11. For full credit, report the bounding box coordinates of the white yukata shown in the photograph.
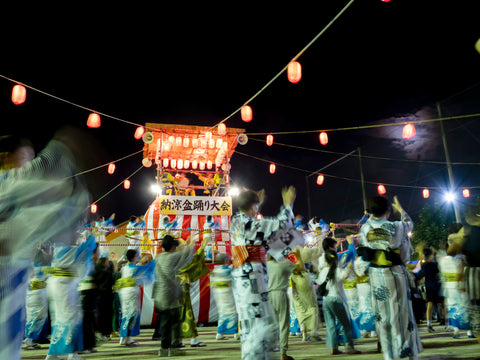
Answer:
[126,220,145,251]
[46,235,97,357]
[230,205,304,360]
[358,212,422,360]
[0,140,90,360]
[25,264,49,346]
[117,260,156,344]
[438,255,472,333]
[210,265,238,336]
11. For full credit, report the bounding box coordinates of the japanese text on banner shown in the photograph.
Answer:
[157,195,232,216]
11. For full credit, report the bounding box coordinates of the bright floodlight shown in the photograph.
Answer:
[151,184,162,194]
[444,192,456,202]
[228,187,239,197]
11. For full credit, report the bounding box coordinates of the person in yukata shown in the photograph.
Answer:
[230,186,304,360]
[357,195,422,360]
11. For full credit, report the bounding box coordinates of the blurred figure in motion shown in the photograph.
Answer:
[0,128,93,360]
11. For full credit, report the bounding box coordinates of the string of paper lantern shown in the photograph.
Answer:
[234,150,478,196]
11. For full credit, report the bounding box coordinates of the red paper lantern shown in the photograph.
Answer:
[124,179,131,189]
[107,163,115,174]
[11,84,27,105]
[90,204,97,214]
[87,113,101,128]
[269,163,276,174]
[463,188,470,198]
[402,123,416,140]
[287,61,302,83]
[134,126,145,140]
[207,160,213,170]
[316,174,324,185]
[422,188,429,199]
[266,134,274,146]
[319,132,328,145]
[241,105,253,122]
[377,184,386,195]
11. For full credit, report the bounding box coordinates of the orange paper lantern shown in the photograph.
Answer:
[11,84,27,105]
[463,188,470,198]
[124,179,131,189]
[316,174,324,185]
[163,158,169,168]
[241,105,253,122]
[377,184,386,195]
[134,126,145,140]
[287,61,302,83]
[402,123,416,140]
[87,113,101,128]
[422,188,429,198]
[319,132,328,145]
[107,163,115,174]
[269,163,276,174]
[90,204,97,214]
[266,134,274,146]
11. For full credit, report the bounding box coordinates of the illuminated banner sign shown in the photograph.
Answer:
[156,195,232,216]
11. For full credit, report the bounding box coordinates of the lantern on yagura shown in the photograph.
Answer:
[316,174,324,185]
[269,163,276,174]
[87,113,101,128]
[319,132,328,145]
[107,163,115,174]
[287,61,302,83]
[422,188,429,199]
[218,123,227,136]
[134,126,145,140]
[402,123,416,140]
[241,105,253,122]
[124,179,131,189]
[463,188,470,198]
[266,134,274,146]
[90,204,97,214]
[377,184,386,195]
[11,84,27,105]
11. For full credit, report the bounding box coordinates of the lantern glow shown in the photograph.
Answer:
[287,61,302,83]
[90,204,97,214]
[183,137,189,148]
[422,188,429,199]
[319,132,328,145]
[87,113,101,128]
[402,123,416,140]
[163,158,169,168]
[316,174,324,185]
[107,163,115,174]
[463,188,470,198]
[134,126,145,140]
[241,105,253,122]
[269,163,276,174]
[266,134,274,146]
[124,180,131,189]
[377,184,386,195]
[11,84,27,105]
[218,123,227,136]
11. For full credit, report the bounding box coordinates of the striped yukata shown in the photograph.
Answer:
[0,140,90,360]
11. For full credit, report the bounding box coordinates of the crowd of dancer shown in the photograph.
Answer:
[1,132,479,360]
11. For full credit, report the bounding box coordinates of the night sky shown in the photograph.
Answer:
[1,1,480,225]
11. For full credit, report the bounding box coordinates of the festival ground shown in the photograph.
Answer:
[22,322,479,360]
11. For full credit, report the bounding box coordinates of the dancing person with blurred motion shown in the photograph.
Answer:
[230,186,304,360]
[439,223,474,339]
[447,204,480,343]
[357,196,422,360]
[0,128,92,360]
[116,249,156,347]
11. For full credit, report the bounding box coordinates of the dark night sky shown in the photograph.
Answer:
[1,1,480,224]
